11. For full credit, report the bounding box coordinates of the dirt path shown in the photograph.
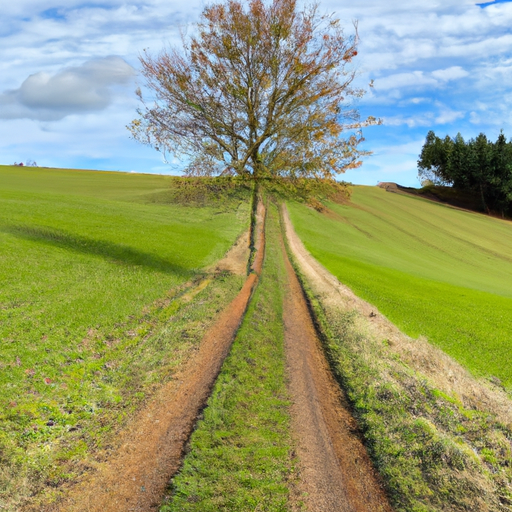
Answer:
[281,230,392,512]
[48,207,266,512]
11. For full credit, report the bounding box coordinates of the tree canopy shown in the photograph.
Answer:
[418,130,512,216]
[129,0,377,186]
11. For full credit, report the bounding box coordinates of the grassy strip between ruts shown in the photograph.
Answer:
[282,219,512,511]
[160,203,296,512]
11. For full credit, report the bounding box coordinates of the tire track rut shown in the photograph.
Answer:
[281,215,392,512]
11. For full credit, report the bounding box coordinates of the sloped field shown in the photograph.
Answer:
[0,167,249,348]
[288,186,512,387]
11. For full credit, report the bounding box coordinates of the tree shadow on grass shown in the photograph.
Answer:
[1,223,195,277]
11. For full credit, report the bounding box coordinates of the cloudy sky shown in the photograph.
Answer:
[1,0,512,185]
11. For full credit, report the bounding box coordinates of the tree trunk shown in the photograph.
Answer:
[248,181,260,272]
[479,183,490,214]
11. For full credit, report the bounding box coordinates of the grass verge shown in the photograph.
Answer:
[160,203,296,512]
[4,273,245,511]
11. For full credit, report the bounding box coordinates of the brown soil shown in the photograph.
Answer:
[209,229,250,276]
[281,204,512,431]
[47,209,266,512]
[281,232,392,512]
[376,182,399,192]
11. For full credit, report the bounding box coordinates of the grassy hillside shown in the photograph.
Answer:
[0,166,248,346]
[288,186,512,388]
[0,165,250,509]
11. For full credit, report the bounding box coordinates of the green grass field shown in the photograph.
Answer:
[0,166,247,348]
[288,186,512,388]
[5,165,512,511]
[0,165,250,509]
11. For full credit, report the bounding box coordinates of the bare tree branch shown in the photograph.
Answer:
[128,0,379,184]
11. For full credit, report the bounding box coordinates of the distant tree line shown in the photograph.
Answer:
[418,130,512,216]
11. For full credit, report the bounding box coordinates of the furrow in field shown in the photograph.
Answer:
[45,202,265,512]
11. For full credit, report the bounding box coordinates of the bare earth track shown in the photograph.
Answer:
[44,205,266,512]
[281,229,392,512]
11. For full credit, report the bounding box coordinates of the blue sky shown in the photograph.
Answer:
[1,0,512,186]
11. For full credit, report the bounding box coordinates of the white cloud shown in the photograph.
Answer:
[1,0,512,178]
[383,114,435,128]
[470,111,481,124]
[431,66,469,81]
[0,56,136,121]
[408,97,430,105]
[375,71,438,91]
[375,66,470,93]
[435,108,465,124]
[383,106,464,128]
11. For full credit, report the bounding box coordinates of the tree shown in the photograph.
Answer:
[129,0,377,188]
[469,133,493,213]
[447,133,471,190]
[417,130,452,185]
[490,131,512,217]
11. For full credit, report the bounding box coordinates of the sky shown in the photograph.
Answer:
[1,0,512,186]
